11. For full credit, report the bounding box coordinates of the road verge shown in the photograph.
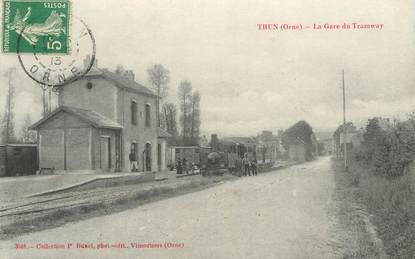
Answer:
[332,158,387,258]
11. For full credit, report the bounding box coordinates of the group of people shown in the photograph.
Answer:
[241,155,258,176]
[176,158,193,174]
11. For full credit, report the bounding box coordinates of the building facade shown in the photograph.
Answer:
[30,66,169,173]
[256,130,280,163]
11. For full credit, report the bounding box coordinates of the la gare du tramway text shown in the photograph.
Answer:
[257,23,384,30]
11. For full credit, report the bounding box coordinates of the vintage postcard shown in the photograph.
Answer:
[0,0,414,258]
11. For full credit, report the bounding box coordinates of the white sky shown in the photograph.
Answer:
[0,0,414,137]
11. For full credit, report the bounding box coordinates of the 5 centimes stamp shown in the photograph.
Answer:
[17,17,96,87]
[2,0,70,54]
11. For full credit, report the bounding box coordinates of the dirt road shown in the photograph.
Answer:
[0,157,361,259]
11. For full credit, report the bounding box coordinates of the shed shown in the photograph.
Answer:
[29,106,123,172]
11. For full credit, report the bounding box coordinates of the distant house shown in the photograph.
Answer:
[288,139,307,162]
[335,129,364,156]
[256,130,280,163]
[30,63,170,173]
[340,131,363,147]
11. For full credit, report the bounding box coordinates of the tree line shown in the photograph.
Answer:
[147,64,201,146]
[1,68,36,144]
[336,115,415,178]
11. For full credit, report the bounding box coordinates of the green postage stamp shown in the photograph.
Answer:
[2,0,70,54]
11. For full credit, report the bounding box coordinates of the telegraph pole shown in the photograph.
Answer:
[342,70,348,171]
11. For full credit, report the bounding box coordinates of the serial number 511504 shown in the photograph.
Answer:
[44,2,66,9]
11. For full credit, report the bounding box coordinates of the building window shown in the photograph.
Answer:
[131,101,137,125]
[145,104,151,128]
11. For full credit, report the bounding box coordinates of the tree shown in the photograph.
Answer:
[1,68,17,144]
[19,114,37,143]
[178,80,192,145]
[147,64,170,127]
[161,103,178,137]
[190,91,201,145]
[282,120,316,160]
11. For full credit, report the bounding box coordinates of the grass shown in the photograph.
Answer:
[336,158,415,258]
[332,159,381,258]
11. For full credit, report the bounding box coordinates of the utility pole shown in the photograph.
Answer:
[342,69,348,171]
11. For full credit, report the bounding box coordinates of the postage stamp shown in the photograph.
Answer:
[17,17,96,87]
[2,0,70,54]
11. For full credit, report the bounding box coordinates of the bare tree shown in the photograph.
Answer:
[1,68,17,144]
[19,114,37,143]
[147,64,170,127]
[162,103,178,137]
[190,91,201,145]
[178,80,192,145]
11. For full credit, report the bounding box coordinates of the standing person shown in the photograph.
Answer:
[243,154,250,176]
[183,158,188,174]
[129,151,138,172]
[176,159,182,174]
[228,152,236,174]
[251,158,258,176]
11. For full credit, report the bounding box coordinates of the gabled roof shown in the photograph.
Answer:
[29,106,123,130]
[222,137,256,145]
[84,68,157,98]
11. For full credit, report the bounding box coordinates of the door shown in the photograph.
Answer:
[100,137,111,171]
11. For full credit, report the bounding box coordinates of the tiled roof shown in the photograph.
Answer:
[64,106,123,129]
[85,68,157,97]
[222,137,256,144]
[29,106,123,130]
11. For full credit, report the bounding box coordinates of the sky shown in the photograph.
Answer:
[0,0,414,138]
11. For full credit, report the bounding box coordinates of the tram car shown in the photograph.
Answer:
[219,138,257,160]
[167,146,212,170]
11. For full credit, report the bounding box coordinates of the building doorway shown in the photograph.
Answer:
[130,142,138,172]
[100,136,111,171]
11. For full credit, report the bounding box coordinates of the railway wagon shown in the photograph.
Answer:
[220,140,257,160]
[167,146,212,169]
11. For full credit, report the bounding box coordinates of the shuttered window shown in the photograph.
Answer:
[131,101,138,125]
[145,104,151,127]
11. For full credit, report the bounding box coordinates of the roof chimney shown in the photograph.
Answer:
[123,70,135,81]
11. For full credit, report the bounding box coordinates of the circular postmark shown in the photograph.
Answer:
[17,17,96,88]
